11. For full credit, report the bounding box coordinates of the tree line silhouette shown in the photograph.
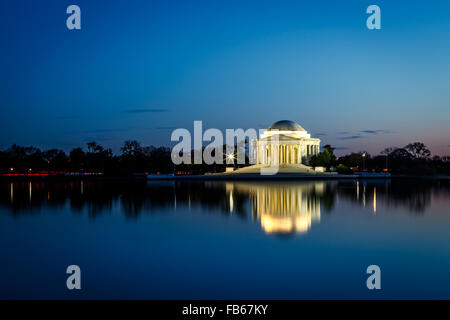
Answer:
[0,140,173,176]
[313,142,450,175]
[0,140,448,176]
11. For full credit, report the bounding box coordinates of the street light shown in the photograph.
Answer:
[225,152,236,165]
[224,152,237,173]
[362,153,366,171]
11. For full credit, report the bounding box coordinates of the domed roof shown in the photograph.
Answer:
[267,120,305,131]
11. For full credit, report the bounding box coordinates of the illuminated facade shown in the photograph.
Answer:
[251,120,320,165]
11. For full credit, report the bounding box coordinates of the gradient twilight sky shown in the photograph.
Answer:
[1,0,450,156]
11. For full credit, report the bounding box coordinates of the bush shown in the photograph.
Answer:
[336,164,352,174]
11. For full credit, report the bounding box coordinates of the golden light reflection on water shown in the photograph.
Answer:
[227,182,323,235]
[1,180,442,223]
[373,187,377,214]
[10,183,13,204]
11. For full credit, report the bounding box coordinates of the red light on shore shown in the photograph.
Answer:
[1,171,104,177]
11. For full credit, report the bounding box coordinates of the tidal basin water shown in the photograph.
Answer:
[1,179,450,299]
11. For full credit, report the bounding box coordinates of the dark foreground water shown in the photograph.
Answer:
[1,179,449,299]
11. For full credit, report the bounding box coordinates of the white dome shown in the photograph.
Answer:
[267,120,305,131]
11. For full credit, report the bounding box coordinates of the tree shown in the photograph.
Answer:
[121,140,143,158]
[310,145,336,171]
[43,149,68,170]
[147,147,173,173]
[336,163,352,174]
[432,155,441,162]
[390,148,412,160]
[69,148,85,170]
[336,152,370,170]
[381,147,396,156]
[87,142,98,153]
[405,142,430,159]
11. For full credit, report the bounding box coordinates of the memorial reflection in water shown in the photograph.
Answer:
[1,179,444,236]
[227,182,323,234]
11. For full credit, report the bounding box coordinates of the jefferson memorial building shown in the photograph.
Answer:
[251,120,321,166]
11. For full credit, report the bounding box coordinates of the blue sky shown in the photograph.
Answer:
[1,0,449,155]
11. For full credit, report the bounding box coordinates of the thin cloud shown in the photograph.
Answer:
[360,129,390,135]
[126,108,168,113]
[337,135,365,140]
[335,129,390,141]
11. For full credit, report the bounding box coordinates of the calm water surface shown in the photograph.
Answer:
[1,179,449,299]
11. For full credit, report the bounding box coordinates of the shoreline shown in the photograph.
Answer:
[0,174,449,182]
[147,173,450,181]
